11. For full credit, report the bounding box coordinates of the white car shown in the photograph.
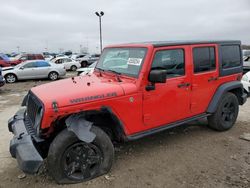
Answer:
[243,50,250,58]
[242,71,250,94]
[44,55,54,61]
[71,54,88,61]
[51,57,81,71]
[77,54,100,67]
[2,60,66,83]
[76,61,97,76]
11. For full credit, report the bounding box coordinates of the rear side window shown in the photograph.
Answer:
[35,61,50,67]
[151,49,185,78]
[193,47,215,73]
[27,55,35,60]
[221,45,241,69]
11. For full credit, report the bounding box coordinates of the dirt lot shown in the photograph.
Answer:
[0,75,250,188]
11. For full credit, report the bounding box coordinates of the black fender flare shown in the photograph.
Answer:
[21,94,28,106]
[65,114,96,143]
[207,81,245,113]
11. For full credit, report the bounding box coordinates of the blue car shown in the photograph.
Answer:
[0,67,5,87]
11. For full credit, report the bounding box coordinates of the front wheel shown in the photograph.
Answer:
[208,92,239,131]
[81,61,88,68]
[71,65,77,71]
[5,73,17,83]
[47,126,114,184]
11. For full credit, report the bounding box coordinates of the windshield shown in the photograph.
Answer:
[96,48,147,77]
[0,54,10,61]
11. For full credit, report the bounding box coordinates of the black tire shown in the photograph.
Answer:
[208,92,239,131]
[5,73,17,83]
[71,65,77,71]
[48,72,59,81]
[47,126,114,184]
[81,61,88,68]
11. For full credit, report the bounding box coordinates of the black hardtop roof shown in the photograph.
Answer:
[127,40,241,47]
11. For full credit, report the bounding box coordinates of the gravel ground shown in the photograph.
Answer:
[0,74,249,188]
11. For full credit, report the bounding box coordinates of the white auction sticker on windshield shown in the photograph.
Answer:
[127,58,142,66]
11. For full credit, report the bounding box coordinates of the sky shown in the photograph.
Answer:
[0,0,249,54]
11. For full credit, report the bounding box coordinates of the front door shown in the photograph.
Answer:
[190,44,219,115]
[143,46,191,128]
[17,62,37,79]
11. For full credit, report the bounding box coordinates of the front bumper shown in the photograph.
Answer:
[241,80,250,93]
[0,77,5,87]
[8,107,43,174]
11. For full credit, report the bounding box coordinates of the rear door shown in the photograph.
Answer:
[33,61,51,78]
[190,44,219,115]
[63,58,73,69]
[143,46,192,128]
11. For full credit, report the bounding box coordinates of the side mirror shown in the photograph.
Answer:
[20,67,24,70]
[148,69,167,83]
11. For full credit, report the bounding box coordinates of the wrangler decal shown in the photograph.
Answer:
[70,92,117,104]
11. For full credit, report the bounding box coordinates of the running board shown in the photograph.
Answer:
[127,113,210,141]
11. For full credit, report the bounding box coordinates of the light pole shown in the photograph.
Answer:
[95,11,104,54]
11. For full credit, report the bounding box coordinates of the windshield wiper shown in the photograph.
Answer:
[106,69,121,75]
[107,69,122,82]
[95,67,105,76]
[95,67,105,72]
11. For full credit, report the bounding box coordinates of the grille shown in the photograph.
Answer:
[26,93,42,126]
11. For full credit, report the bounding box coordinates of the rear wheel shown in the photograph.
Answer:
[208,92,239,131]
[48,72,59,81]
[5,73,17,83]
[47,126,114,184]
[81,61,88,68]
[71,65,77,71]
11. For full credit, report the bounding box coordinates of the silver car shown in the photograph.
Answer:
[2,60,66,83]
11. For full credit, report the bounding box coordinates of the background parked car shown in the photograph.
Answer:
[76,61,97,76]
[71,53,88,61]
[2,60,66,83]
[43,54,54,61]
[243,49,250,58]
[78,54,100,67]
[0,67,5,87]
[0,54,12,67]
[10,54,44,66]
[51,57,81,71]
[243,56,250,74]
[242,71,250,95]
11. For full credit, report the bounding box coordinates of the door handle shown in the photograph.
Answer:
[208,77,218,82]
[178,82,190,88]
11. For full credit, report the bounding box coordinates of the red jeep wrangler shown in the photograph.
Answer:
[8,40,247,184]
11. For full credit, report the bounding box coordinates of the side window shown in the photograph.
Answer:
[151,49,185,78]
[55,59,62,64]
[35,61,50,67]
[64,58,72,63]
[27,55,34,60]
[221,45,241,69]
[23,62,35,68]
[193,47,215,73]
[20,56,28,61]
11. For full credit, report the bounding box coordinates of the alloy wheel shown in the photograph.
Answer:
[62,142,103,181]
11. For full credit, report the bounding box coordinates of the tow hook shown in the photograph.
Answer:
[17,132,25,140]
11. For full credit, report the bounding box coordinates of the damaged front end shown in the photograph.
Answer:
[8,92,45,174]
